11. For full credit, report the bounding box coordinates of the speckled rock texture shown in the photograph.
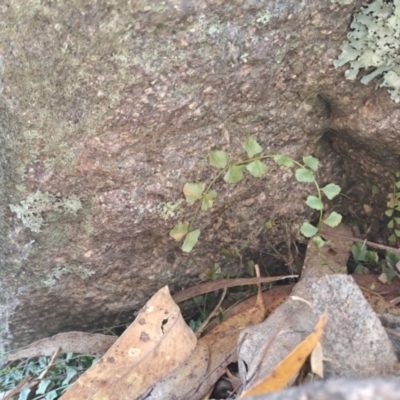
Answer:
[0,0,399,349]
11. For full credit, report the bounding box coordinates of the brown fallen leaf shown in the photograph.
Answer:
[144,266,267,400]
[1,332,117,362]
[240,311,328,398]
[238,224,399,394]
[60,286,196,400]
[139,341,210,399]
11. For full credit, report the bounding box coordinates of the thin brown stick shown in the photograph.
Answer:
[195,287,227,339]
[172,275,298,304]
[3,374,31,400]
[385,326,400,339]
[321,232,400,255]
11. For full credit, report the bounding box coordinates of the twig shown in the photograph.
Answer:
[321,232,400,255]
[195,288,227,339]
[3,374,31,400]
[172,275,298,303]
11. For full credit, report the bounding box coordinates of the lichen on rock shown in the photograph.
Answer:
[334,0,400,102]
[9,190,82,233]
[44,263,95,287]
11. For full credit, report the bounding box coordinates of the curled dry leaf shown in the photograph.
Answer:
[1,332,117,362]
[240,311,328,398]
[60,286,196,400]
[146,273,267,400]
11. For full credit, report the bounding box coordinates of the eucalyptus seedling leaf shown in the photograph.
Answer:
[295,168,314,183]
[303,155,319,171]
[388,219,395,229]
[169,221,189,241]
[385,209,394,217]
[209,150,229,168]
[201,190,217,211]
[183,182,205,203]
[273,154,294,167]
[246,160,269,177]
[312,236,326,248]
[223,165,244,183]
[181,229,201,253]
[322,211,342,227]
[37,380,52,395]
[305,195,323,210]
[300,222,318,238]
[243,136,263,158]
[321,183,341,200]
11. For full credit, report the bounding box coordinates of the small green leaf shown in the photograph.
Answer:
[264,220,273,229]
[371,185,379,195]
[388,193,400,208]
[396,171,400,178]
[246,260,255,276]
[388,219,394,229]
[312,235,326,248]
[305,195,323,210]
[62,367,78,385]
[382,265,397,284]
[351,243,367,262]
[45,391,59,400]
[181,229,201,253]
[395,217,400,224]
[209,150,229,168]
[37,380,51,395]
[386,251,400,265]
[222,248,232,257]
[389,233,397,243]
[386,209,394,217]
[395,229,400,237]
[201,190,217,211]
[273,154,294,167]
[19,387,31,400]
[322,211,342,227]
[243,136,263,158]
[169,221,189,241]
[354,264,365,274]
[246,160,269,177]
[321,183,341,200]
[300,222,318,238]
[365,250,378,265]
[303,155,319,171]
[369,283,375,290]
[396,181,400,189]
[223,165,245,183]
[183,182,205,203]
[295,168,314,183]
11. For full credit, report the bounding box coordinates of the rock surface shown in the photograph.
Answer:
[0,0,399,349]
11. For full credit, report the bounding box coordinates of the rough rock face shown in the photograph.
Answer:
[0,0,399,349]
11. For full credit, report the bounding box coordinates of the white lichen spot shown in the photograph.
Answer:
[335,0,400,102]
[256,10,271,25]
[44,263,95,286]
[157,199,184,221]
[9,190,82,232]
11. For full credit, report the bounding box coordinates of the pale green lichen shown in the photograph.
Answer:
[157,199,184,220]
[334,0,400,102]
[44,263,95,287]
[9,191,82,233]
[256,10,271,25]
